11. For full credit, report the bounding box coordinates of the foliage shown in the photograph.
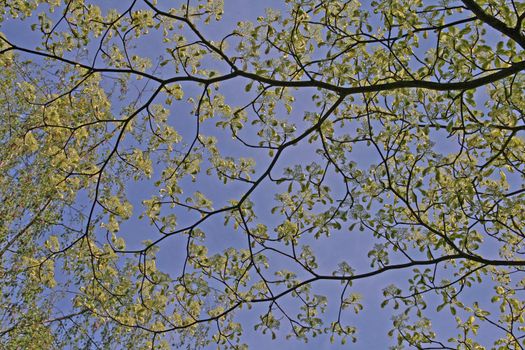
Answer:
[1,0,525,348]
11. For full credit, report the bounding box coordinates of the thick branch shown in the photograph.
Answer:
[462,0,525,49]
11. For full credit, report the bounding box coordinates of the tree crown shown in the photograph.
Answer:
[1,0,525,348]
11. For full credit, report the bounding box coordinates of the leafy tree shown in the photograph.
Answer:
[1,0,524,348]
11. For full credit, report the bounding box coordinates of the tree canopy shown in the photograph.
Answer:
[1,0,525,348]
